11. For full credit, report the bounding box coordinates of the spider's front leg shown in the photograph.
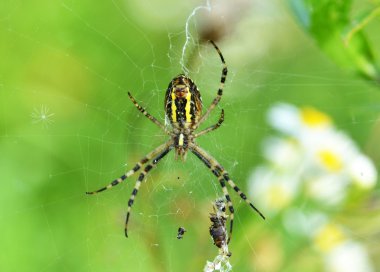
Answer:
[197,41,228,128]
[194,109,224,138]
[128,92,169,134]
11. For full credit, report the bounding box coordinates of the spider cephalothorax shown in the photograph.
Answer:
[86,41,265,240]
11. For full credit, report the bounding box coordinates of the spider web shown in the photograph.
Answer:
[1,0,380,271]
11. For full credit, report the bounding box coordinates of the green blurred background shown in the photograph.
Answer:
[1,0,379,271]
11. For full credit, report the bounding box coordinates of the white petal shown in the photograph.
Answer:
[326,241,374,272]
[248,167,299,214]
[262,137,302,169]
[348,155,377,189]
[283,209,327,237]
[306,175,349,206]
[267,103,301,135]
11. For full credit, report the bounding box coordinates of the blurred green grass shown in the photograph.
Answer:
[1,0,379,271]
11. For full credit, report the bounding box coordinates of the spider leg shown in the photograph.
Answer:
[189,143,235,242]
[189,143,265,241]
[194,109,224,138]
[128,92,169,134]
[197,41,227,128]
[125,144,173,237]
[86,141,172,194]
[219,171,265,220]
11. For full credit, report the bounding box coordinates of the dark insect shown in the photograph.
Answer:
[86,41,264,238]
[209,214,227,248]
[209,199,232,257]
[177,227,186,239]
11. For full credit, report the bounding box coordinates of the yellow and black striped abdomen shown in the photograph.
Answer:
[165,74,202,128]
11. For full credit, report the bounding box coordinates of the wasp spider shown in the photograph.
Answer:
[86,41,265,239]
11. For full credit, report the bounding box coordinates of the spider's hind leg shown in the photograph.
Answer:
[189,143,265,243]
[189,143,236,242]
[124,144,173,237]
[86,141,172,195]
[219,171,265,220]
[216,175,235,243]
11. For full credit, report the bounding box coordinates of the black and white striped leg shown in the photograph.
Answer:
[216,175,235,243]
[86,141,172,195]
[194,109,224,138]
[190,143,265,240]
[218,170,265,220]
[189,143,235,242]
[128,92,168,134]
[197,40,228,128]
[125,145,173,237]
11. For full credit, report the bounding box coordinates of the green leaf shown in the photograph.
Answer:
[289,0,380,82]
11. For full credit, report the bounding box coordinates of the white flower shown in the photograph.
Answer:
[253,103,378,208]
[267,103,302,134]
[262,137,302,170]
[267,103,332,136]
[313,222,347,253]
[306,175,349,206]
[282,210,327,237]
[252,103,377,272]
[306,130,358,174]
[312,221,375,272]
[325,241,374,272]
[248,166,299,214]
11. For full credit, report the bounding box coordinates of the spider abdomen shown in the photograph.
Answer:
[165,74,202,129]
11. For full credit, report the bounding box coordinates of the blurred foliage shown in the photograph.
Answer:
[0,0,379,271]
[289,0,380,82]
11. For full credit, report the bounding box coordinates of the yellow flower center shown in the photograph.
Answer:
[318,150,343,172]
[268,185,291,210]
[301,107,331,127]
[314,223,346,252]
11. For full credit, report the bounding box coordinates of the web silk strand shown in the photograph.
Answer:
[180,0,211,74]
